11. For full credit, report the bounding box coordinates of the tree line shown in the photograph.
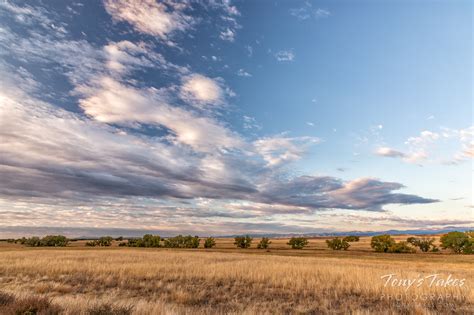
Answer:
[5,231,472,254]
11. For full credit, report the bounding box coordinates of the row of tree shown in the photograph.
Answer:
[11,235,69,247]
[7,231,472,254]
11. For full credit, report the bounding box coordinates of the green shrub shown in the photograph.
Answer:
[440,231,473,254]
[287,237,308,249]
[326,238,350,250]
[342,235,359,242]
[40,235,69,247]
[204,237,216,248]
[406,237,435,252]
[86,236,113,247]
[163,235,200,248]
[370,235,395,252]
[388,241,416,253]
[234,235,253,248]
[257,237,271,249]
[18,235,69,247]
[127,234,162,247]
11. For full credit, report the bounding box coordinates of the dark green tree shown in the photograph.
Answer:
[234,235,253,248]
[287,237,308,249]
[257,237,271,249]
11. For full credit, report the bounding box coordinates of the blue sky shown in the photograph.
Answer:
[0,0,472,237]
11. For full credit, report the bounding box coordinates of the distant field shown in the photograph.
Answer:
[0,236,472,314]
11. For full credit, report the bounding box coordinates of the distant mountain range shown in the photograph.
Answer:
[219,226,473,238]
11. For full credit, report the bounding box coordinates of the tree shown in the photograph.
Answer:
[287,237,308,249]
[257,237,271,249]
[326,238,350,250]
[234,235,253,248]
[406,237,435,252]
[115,236,123,241]
[388,241,416,253]
[440,231,473,254]
[370,235,395,252]
[142,234,162,248]
[343,236,359,242]
[204,237,216,248]
[163,235,200,248]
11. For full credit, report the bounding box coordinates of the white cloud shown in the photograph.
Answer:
[274,50,295,62]
[237,69,252,77]
[103,0,192,38]
[180,74,224,108]
[219,28,235,41]
[78,76,241,152]
[290,3,330,21]
[254,136,320,167]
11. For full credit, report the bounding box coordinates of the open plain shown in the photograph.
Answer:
[0,236,472,314]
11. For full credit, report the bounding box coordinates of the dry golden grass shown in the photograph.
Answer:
[0,236,472,314]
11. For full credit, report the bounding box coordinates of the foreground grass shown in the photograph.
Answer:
[0,239,472,314]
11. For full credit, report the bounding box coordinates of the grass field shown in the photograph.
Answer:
[0,236,472,314]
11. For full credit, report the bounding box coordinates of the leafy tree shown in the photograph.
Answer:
[41,235,69,247]
[19,235,69,247]
[370,235,395,252]
[440,231,473,254]
[204,237,216,248]
[287,237,308,249]
[388,241,416,253]
[142,234,162,248]
[343,236,360,242]
[163,235,200,248]
[115,236,124,241]
[24,237,42,247]
[234,235,253,248]
[406,237,435,252]
[326,238,350,250]
[257,237,271,249]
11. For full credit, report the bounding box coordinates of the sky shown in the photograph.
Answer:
[0,0,472,237]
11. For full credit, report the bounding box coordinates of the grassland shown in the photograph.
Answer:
[0,236,472,314]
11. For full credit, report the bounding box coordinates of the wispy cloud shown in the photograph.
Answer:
[274,50,295,62]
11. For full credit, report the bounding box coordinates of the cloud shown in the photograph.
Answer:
[103,0,192,39]
[237,69,252,77]
[254,135,319,167]
[375,147,406,158]
[274,50,295,62]
[180,74,225,108]
[378,127,473,165]
[259,177,437,211]
[77,76,241,152]
[219,28,235,41]
[290,3,330,21]
[0,1,441,235]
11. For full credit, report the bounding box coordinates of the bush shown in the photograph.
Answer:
[41,235,69,247]
[388,241,416,253]
[257,237,271,249]
[287,237,308,249]
[343,235,359,242]
[19,235,69,247]
[163,235,200,248]
[326,238,350,250]
[370,235,395,252]
[440,231,473,254]
[0,292,62,315]
[127,234,162,247]
[234,235,253,248]
[86,236,113,247]
[406,237,435,252]
[204,237,216,248]
[115,236,124,241]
